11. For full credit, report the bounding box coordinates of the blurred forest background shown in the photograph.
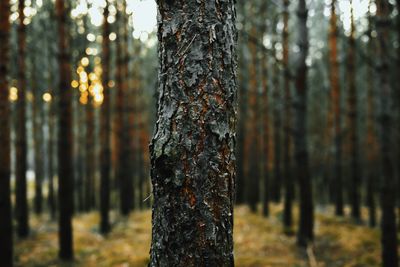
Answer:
[0,0,399,266]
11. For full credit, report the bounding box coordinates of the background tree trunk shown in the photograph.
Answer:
[347,1,361,222]
[329,0,344,217]
[56,0,74,260]
[295,0,314,247]
[149,0,237,265]
[376,0,399,265]
[0,0,13,265]
[100,0,111,234]
[16,0,29,238]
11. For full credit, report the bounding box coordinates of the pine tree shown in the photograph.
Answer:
[0,0,13,265]
[149,0,237,265]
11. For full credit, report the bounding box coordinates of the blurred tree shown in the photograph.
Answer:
[376,0,399,265]
[16,0,30,238]
[100,0,111,235]
[282,0,294,230]
[56,0,74,260]
[365,0,378,228]
[0,0,13,265]
[116,0,133,216]
[347,0,361,222]
[294,0,314,247]
[149,0,237,265]
[328,0,344,217]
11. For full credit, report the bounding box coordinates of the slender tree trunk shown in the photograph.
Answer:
[235,0,247,205]
[149,0,237,265]
[282,0,294,229]
[376,0,399,265]
[56,0,74,260]
[260,2,270,217]
[16,0,29,238]
[0,0,13,265]
[85,97,95,211]
[366,0,377,227]
[116,1,133,216]
[32,59,44,216]
[295,0,314,247]
[244,23,259,212]
[347,1,361,222]
[272,17,282,204]
[328,0,344,217]
[100,0,111,234]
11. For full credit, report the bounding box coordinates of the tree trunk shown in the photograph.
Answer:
[149,0,237,265]
[244,23,260,212]
[328,0,344,217]
[294,0,314,247]
[347,0,361,222]
[100,0,111,234]
[56,0,74,260]
[16,0,29,238]
[282,0,294,229]
[116,1,133,216]
[366,0,377,227]
[260,2,270,217]
[272,17,282,204]
[0,0,13,265]
[376,0,399,265]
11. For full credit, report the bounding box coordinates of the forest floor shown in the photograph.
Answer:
[14,204,393,267]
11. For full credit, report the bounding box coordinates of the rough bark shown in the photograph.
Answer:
[347,1,361,222]
[294,0,314,247]
[282,0,294,229]
[56,0,74,260]
[149,0,237,265]
[16,0,29,238]
[328,0,344,217]
[0,0,13,265]
[376,0,399,265]
[100,0,111,234]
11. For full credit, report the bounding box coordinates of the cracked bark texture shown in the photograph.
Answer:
[149,0,237,266]
[0,0,13,265]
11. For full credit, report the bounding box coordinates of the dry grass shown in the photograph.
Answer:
[15,204,388,267]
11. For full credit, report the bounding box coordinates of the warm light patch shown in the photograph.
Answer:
[42,93,52,102]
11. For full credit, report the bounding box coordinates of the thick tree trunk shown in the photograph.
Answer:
[0,0,13,265]
[328,0,344,217]
[376,0,399,266]
[294,0,314,247]
[56,0,74,260]
[347,1,361,222]
[100,0,111,234]
[282,0,294,229]
[149,0,237,265]
[16,0,29,238]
